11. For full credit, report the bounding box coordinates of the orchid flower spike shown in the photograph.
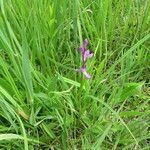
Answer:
[78,39,94,80]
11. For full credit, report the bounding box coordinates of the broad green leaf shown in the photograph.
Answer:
[120,82,144,101]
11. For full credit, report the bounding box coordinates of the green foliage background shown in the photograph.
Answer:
[0,0,149,149]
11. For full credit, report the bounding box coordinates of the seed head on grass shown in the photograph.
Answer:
[78,39,93,80]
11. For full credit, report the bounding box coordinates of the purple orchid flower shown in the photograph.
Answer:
[80,39,93,62]
[83,50,93,62]
[83,39,88,47]
[79,64,91,79]
[78,39,93,80]
[79,39,88,53]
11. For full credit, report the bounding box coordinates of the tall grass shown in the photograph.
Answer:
[0,0,150,149]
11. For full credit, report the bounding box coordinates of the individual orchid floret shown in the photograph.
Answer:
[79,65,91,80]
[83,39,88,47]
[79,39,88,53]
[79,46,85,53]
[83,50,93,62]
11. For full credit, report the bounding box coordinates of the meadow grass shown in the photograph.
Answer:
[0,0,150,149]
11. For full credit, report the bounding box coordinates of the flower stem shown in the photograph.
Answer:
[78,74,84,111]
